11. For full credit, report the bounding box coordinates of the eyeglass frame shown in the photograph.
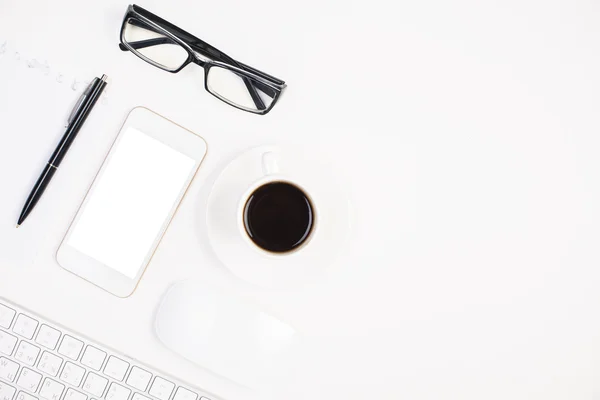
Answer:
[118,4,287,115]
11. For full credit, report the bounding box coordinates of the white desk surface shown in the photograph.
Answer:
[1,0,600,399]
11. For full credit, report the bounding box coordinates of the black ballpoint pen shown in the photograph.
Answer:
[16,74,108,227]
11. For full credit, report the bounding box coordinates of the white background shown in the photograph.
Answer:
[1,0,600,399]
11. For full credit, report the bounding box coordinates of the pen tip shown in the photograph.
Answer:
[101,74,108,82]
[15,224,20,229]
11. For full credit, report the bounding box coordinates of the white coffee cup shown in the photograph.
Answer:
[237,151,318,256]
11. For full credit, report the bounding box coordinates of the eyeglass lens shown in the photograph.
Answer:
[206,66,277,113]
[123,18,188,71]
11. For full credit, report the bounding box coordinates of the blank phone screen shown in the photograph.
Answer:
[67,127,196,279]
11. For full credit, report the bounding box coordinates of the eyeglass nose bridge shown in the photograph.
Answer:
[191,51,211,67]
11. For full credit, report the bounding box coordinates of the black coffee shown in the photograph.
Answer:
[243,181,314,253]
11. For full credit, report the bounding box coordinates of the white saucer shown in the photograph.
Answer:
[206,145,351,288]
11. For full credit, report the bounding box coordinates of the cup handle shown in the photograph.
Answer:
[262,152,279,176]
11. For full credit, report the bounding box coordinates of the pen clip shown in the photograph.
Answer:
[67,78,100,126]
[67,92,87,126]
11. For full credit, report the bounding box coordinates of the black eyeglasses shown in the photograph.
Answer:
[119,4,287,115]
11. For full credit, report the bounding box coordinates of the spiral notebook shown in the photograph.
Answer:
[0,39,111,267]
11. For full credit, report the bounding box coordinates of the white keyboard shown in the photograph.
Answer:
[0,299,217,400]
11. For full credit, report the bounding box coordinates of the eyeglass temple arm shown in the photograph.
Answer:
[119,38,279,99]
[122,15,268,110]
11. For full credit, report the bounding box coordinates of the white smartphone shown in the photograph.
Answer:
[57,107,207,297]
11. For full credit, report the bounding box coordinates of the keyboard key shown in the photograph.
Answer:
[0,382,16,400]
[12,315,38,340]
[64,389,87,400]
[132,394,151,400]
[35,326,61,350]
[81,347,106,371]
[126,367,151,391]
[105,383,130,400]
[57,336,83,361]
[16,391,38,400]
[82,373,107,398]
[60,362,85,387]
[16,368,42,393]
[172,388,197,400]
[39,378,64,400]
[103,357,129,381]
[0,306,16,329]
[148,378,174,400]
[0,357,19,382]
[37,352,63,377]
[15,342,40,366]
[0,332,17,356]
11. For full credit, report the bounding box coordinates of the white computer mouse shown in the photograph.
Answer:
[155,281,301,390]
